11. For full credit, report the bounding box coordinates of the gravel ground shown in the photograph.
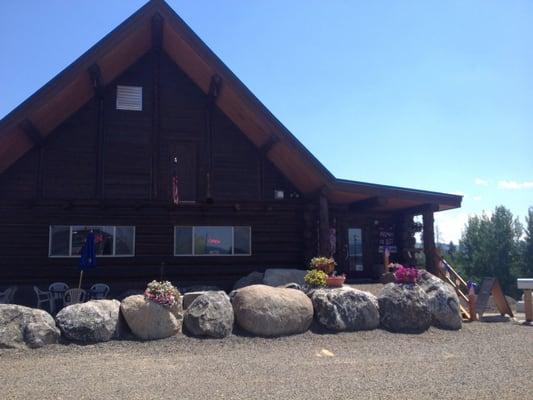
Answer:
[0,321,531,400]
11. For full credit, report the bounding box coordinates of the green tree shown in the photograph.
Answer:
[522,207,533,277]
[458,206,523,296]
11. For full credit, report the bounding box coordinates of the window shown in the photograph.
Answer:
[49,225,135,257]
[174,226,251,256]
[347,227,364,272]
[116,85,143,111]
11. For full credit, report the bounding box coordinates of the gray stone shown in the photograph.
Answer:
[184,291,234,338]
[183,291,206,310]
[378,283,432,333]
[0,304,60,349]
[232,284,313,337]
[232,271,264,290]
[311,287,380,331]
[263,268,307,287]
[120,295,183,340]
[55,300,122,343]
[417,271,462,330]
[279,283,303,291]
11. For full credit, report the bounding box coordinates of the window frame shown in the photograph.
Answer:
[48,225,136,258]
[173,226,251,257]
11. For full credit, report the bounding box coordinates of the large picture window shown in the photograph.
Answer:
[49,225,135,257]
[174,226,251,256]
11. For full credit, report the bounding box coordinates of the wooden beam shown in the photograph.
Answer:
[422,210,437,274]
[88,64,105,199]
[348,196,388,212]
[318,189,330,256]
[399,203,439,216]
[151,13,164,48]
[88,63,104,98]
[19,119,44,147]
[150,14,163,200]
[205,75,222,202]
[259,134,280,156]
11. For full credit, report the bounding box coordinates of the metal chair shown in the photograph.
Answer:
[63,288,86,307]
[0,286,17,304]
[89,283,110,300]
[49,282,69,313]
[33,286,51,310]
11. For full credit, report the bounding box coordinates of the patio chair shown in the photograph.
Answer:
[0,286,17,304]
[33,286,51,310]
[49,282,70,313]
[63,288,86,307]
[89,283,110,300]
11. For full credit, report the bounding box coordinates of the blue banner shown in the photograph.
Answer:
[80,231,96,270]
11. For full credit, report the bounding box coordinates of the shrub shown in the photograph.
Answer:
[144,280,181,307]
[304,269,328,287]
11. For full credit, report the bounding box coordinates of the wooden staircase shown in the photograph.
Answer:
[438,257,471,320]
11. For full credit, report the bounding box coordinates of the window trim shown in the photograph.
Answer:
[173,226,251,257]
[48,225,136,258]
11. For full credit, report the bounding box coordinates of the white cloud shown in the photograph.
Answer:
[434,211,471,244]
[472,195,482,201]
[474,178,489,186]
[497,180,533,190]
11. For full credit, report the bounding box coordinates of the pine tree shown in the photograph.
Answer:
[523,207,533,277]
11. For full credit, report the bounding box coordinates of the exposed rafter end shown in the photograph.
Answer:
[151,13,164,48]
[19,119,45,147]
[348,196,388,212]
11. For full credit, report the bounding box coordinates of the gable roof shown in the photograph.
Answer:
[0,0,461,212]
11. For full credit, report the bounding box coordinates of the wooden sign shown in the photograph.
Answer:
[475,277,514,318]
[378,226,397,253]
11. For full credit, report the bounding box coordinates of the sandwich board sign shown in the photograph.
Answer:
[475,277,513,318]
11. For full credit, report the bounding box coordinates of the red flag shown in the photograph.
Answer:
[172,175,179,205]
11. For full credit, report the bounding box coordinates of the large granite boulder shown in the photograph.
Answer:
[232,284,313,337]
[417,271,462,330]
[378,283,431,333]
[232,271,264,290]
[311,287,380,331]
[263,268,307,287]
[0,304,60,349]
[184,291,234,338]
[55,300,122,343]
[120,295,183,340]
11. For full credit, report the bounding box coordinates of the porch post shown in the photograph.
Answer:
[318,189,330,256]
[422,210,437,275]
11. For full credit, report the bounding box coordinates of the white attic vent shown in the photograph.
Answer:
[116,85,143,111]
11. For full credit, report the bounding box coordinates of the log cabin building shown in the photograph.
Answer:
[0,0,461,300]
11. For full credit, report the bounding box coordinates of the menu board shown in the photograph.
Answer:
[378,227,397,253]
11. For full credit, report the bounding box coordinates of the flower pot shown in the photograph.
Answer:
[316,262,336,275]
[326,275,346,288]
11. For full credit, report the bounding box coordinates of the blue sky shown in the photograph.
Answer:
[1,0,532,243]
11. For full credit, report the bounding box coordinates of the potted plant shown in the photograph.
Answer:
[304,269,328,288]
[393,265,419,284]
[326,272,346,288]
[307,256,346,288]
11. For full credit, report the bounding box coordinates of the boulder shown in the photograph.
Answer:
[232,271,264,290]
[311,287,380,331]
[232,284,313,337]
[120,295,183,340]
[378,283,431,333]
[182,291,208,310]
[55,300,122,343]
[263,268,307,287]
[417,271,462,330]
[184,291,234,338]
[0,304,60,349]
